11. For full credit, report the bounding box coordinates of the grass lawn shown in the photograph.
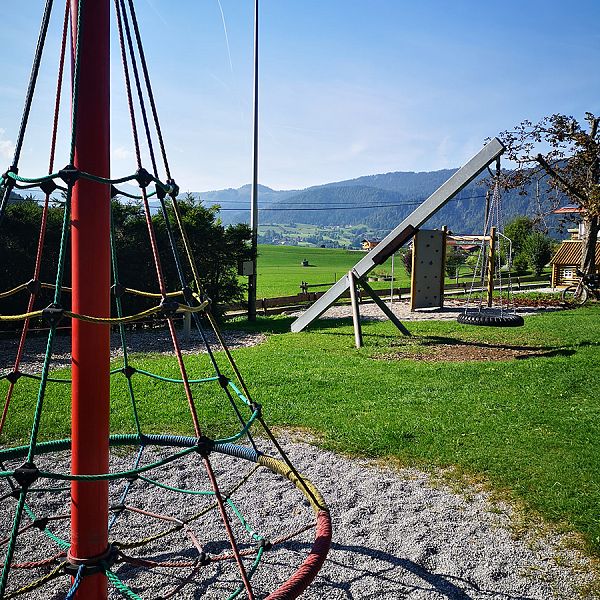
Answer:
[253,244,410,297]
[1,305,599,557]
[251,244,550,299]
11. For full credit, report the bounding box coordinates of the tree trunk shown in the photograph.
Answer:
[580,214,599,274]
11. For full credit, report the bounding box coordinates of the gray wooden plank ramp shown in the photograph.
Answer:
[290,137,504,332]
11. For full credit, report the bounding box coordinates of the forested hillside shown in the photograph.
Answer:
[200,168,565,237]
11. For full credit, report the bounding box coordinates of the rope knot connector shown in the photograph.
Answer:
[122,366,136,379]
[58,164,80,186]
[198,551,211,566]
[13,461,40,489]
[65,543,118,577]
[42,304,64,328]
[166,178,180,198]
[135,168,154,189]
[218,374,229,389]
[6,371,22,384]
[26,279,41,295]
[32,517,49,531]
[194,436,213,458]
[112,282,126,298]
[256,539,272,551]
[160,298,180,316]
[39,178,58,196]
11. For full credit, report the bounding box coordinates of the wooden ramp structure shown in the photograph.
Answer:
[290,138,505,333]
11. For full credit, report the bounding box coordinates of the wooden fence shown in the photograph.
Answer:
[225,274,552,317]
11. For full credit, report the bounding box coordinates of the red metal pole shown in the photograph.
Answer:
[70,0,111,597]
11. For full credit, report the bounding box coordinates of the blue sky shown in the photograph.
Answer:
[1,0,599,192]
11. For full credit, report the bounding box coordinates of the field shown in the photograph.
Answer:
[254,244,410,298]
[252,244,550,299]
[2,304,599,558]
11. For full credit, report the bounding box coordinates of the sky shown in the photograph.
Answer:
[1,0,599,193]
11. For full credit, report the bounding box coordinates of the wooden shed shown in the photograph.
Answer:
[550,240,600,287]
[361,239,381,251]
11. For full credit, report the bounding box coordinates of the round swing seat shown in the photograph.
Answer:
[457,311,524,327]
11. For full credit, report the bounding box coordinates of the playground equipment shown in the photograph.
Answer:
[0,1,330,598]
[410,228,447,311]
[457,161,524,327]
[291,138,505,334]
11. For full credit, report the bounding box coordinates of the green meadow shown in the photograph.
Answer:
[254,244,409,298]
[2,305,599,559]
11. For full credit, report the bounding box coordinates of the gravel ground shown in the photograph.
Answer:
[2,299,594,598]
[0,328,266,374]
[0,436,595,599]
[299,298,561,323]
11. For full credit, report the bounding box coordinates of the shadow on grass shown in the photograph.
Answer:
[413,336,577,360]
[224,314,355,336]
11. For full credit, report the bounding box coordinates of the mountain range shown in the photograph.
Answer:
[8,167,569,242]
[197,168,565,238]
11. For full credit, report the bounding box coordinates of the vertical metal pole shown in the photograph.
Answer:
[389,253,394,307]
[487,226,497,308]
[440,226,448,308]
[410,235,417,311]
[70,1,110,598]
[248,0,259,321]
[348,270,363,348]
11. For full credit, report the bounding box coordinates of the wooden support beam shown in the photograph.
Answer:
[348,270,363,348]
[357,277,411,336]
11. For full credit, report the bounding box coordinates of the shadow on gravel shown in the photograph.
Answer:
[275,540,541,600]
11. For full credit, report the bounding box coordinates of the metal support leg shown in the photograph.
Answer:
[348,270,363,348]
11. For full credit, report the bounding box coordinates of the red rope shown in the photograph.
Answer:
[265,510,332,600]
[203,456,255,600]
[0,0,70,436]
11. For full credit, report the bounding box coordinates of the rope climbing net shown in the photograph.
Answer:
[0,1,331,598]
[457,165,524,328]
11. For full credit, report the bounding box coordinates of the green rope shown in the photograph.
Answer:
[26,189,71,463]
[4,171,60,184]
[0,492,28,596]
[105,568,143,600]
[132,369,219,385]
[227,547,264,600]
[37,445,197,481]
[22,503,70,549]
[16,372,71,384]
[110,202,142,436]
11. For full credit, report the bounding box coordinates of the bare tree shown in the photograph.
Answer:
[500,112,599,274]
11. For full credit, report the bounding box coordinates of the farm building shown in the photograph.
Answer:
[550,240,600,286]
[361,239,381,250]
[550,205,600,286]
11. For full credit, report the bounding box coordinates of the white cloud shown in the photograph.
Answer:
[0,128,14,160]
[113,146,134,160]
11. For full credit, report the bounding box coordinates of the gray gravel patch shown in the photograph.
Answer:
[0,328,266,375]
[0,436,594,599]
[296,299,561,323]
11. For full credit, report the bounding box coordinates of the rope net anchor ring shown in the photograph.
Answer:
[0,437,332,598]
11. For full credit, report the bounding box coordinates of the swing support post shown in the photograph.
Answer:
[70,0,111,597]
[487,226,496,308]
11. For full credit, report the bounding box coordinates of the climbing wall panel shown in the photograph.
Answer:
[410,229,446,310]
